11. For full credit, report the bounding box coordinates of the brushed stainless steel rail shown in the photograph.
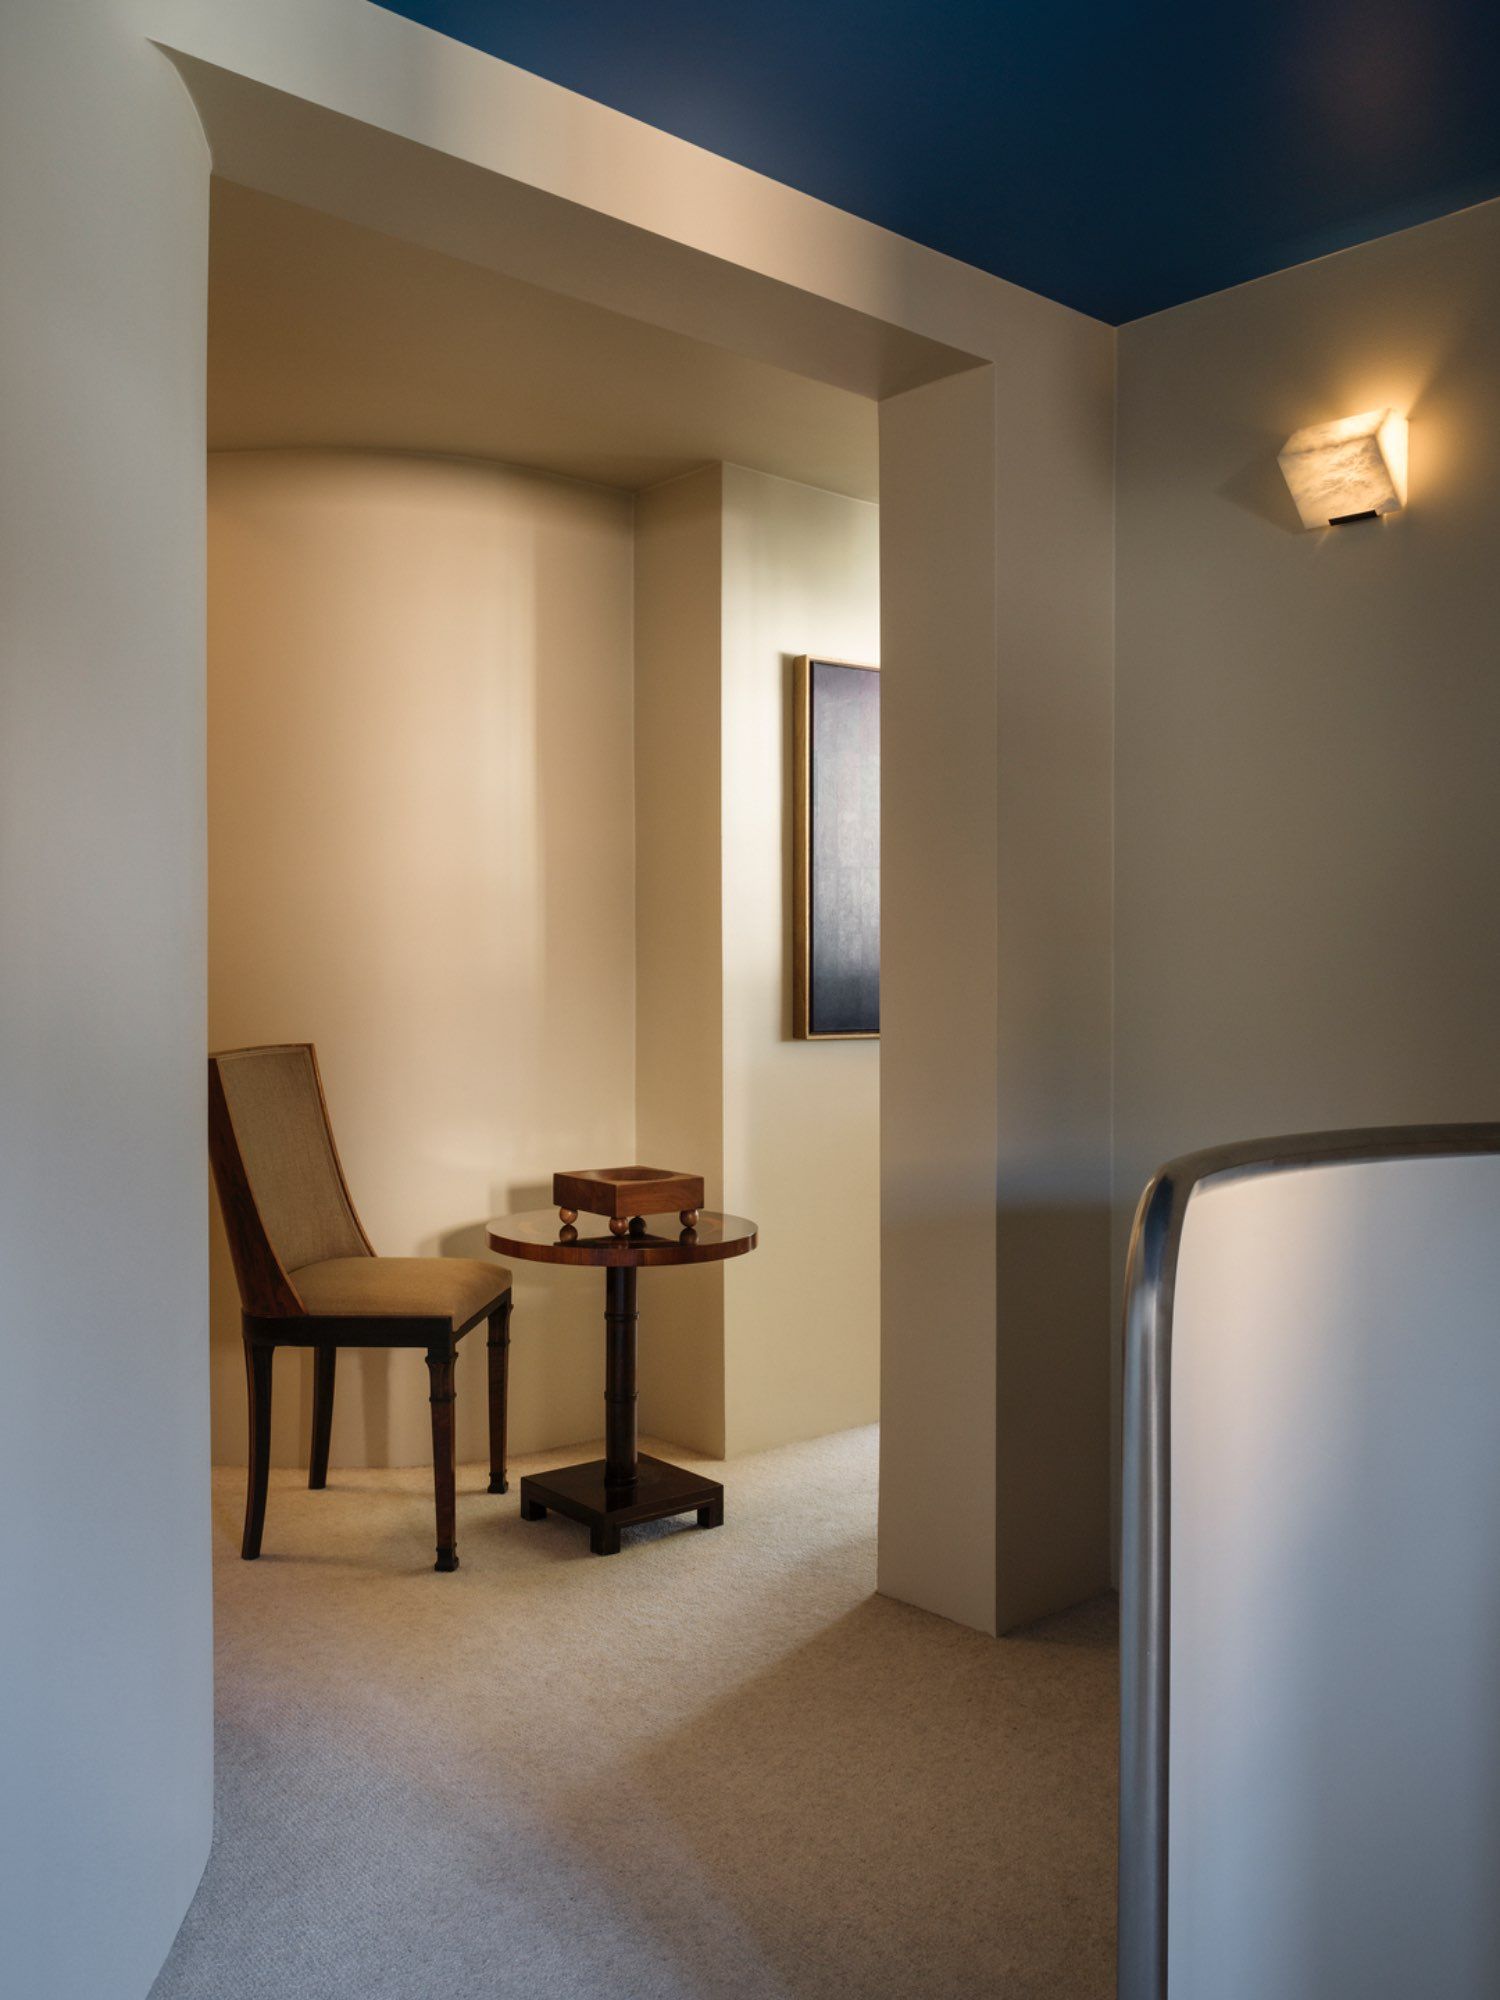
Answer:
[1117,1121,1500,2000]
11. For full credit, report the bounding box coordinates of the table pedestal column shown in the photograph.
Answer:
[604,1266,639,1494]
[518,1261,725,1555]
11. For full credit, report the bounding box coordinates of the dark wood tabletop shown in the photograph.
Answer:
[485,1209,758,1268]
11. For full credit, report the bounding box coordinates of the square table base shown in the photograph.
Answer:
[519,1453,724,1555]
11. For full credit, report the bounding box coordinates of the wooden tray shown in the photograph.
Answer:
[552,1165,704,1221]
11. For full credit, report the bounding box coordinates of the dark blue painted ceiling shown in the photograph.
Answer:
[375,1,1500,325]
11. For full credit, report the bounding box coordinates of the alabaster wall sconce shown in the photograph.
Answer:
[1277,408,1409,530]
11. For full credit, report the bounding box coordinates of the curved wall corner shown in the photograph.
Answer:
[1121,1129,1500,2000]
[208,448,638,1469]
[0,14,213,1997]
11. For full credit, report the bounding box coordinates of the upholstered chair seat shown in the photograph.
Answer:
[291,1256,509,1327]
[208,1042,513,1571]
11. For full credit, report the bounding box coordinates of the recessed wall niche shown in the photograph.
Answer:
[208,448,637,1471]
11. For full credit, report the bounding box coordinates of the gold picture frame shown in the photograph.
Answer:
[793,655,880,1041]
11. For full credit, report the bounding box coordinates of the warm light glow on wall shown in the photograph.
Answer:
[1277,408,1409,529]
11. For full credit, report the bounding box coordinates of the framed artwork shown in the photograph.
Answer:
[793,655,880,1039]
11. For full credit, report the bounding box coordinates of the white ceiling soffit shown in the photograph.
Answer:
[209,178,880,500]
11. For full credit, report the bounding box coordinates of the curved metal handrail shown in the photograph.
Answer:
[1118,1120,1500,2000]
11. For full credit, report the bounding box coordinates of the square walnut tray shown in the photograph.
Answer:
[552,1166,705,1222]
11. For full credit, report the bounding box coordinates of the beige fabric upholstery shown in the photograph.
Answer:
[290,1257,512,1329]
[216,1046,369,1273]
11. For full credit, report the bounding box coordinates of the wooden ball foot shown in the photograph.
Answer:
[558,1207,578,1226]
[679,1208,700,1229]
[609,1216,630,1238]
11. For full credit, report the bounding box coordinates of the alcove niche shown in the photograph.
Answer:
[207,178,882,1474]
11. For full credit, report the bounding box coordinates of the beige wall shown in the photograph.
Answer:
[1114,195,1500,1525]
[990,306,1118,1628]
[208,449,636,1468]
[634,468,727,1454]
[720,465,882,1453]
[1,10,214,1998]
[211,453,878,1469]
[878,369,1001,1630]
[634,465,882,1457]
[880,342,1117,1633]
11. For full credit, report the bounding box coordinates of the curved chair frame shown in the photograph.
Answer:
[1118,1119,1500,1999]
[208,1044,513,1571]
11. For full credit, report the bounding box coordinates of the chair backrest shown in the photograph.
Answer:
[208,1043,372,1316]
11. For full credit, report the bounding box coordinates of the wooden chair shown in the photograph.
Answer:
[208,1043,513,1571]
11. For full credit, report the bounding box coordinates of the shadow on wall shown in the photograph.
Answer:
[996,1204,1115,1624]
[1217,428,1305,531]
[431,1179,548,1261]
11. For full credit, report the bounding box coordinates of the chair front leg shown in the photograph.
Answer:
[426,1339,459,1572]
[309,1345,336,1489]
[487,1293,512,1495]
[242,1333,273,1560]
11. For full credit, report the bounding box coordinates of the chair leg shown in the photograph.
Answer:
[242,1337,273,1560]
[487,1294,512,1494]
[309,1346,336,1490]
[426,1340,459,1572]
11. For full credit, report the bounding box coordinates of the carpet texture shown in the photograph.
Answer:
[151,1428,1117,1999]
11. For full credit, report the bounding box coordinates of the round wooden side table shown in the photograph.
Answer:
[484,1209,758,1554]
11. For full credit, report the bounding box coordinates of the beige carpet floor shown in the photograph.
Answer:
[150,1427,1117,2000]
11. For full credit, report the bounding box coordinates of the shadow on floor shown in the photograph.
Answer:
[161,1435,1116,2000]
[551,1591,1119,2000]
